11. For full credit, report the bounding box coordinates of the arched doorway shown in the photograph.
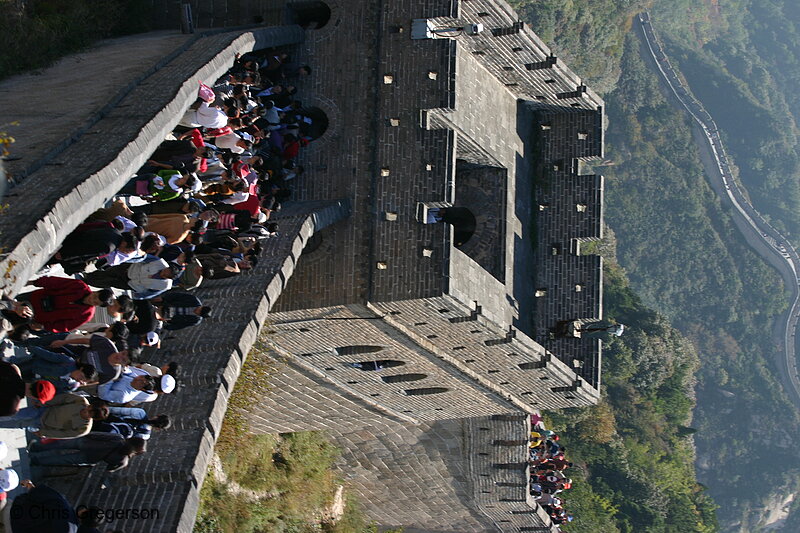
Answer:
[297,106,329,139]
[288,1,332,29]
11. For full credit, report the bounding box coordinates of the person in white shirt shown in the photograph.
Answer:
[179,101,228,129]
[82,258,181,300]
[97,371,157,405]
[126,259,178,299]
[213,132,250,154]
[125,366,176,403]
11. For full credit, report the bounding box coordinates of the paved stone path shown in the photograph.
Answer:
[0,31,191,184]
[0,25,303,300]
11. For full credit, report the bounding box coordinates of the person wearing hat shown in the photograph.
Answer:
[0,469,19,493]
[128,330,160,350]
[156,374,176,396]
[97,372,157,405]
[82,256,182,300]
[0,391,107,439]
[125,299,160,345]
[0,466,20,513]
[120,366,175,403]
[25,380,56,406]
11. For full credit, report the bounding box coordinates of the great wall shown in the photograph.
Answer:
[0,1,606,531]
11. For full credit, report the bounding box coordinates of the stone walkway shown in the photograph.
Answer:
[0,31,191,183]
[0,25,304,300]
[0,24,330,533]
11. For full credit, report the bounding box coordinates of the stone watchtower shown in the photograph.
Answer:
[249,0,604,432]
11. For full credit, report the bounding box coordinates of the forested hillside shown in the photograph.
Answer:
[652,0,800,240]
[512,0,800,530]
[546,248,718,533]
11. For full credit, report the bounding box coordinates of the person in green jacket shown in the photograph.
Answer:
[118,167,197,202]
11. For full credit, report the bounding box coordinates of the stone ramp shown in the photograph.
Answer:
[34,200,350,533]
[0,24,304,299]
[328,415,557,532]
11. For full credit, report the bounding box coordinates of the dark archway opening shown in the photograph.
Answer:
[440,207,476,248]
[349,360,406,371]
[288,1,332,29]
[302,232,324,254]
[297,106,329,139]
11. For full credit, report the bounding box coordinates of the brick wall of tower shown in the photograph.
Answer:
[531,106,604,387]
[258,305,526,422]
[271,0,463,310]
[370,297,600,408]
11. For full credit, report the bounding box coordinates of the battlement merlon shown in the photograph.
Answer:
[421,0,604,114]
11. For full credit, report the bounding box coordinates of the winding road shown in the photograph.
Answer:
[636,12,800,409]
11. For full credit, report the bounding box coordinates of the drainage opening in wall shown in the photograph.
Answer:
[381,373,427,384]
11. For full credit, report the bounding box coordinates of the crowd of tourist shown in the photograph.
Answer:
[529,415,575,526]
[0,47,313,532]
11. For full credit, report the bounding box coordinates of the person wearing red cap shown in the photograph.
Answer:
[0,392,107,439]
[27,380,56,405]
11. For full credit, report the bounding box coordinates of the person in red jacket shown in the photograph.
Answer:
[16,277,113,333]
